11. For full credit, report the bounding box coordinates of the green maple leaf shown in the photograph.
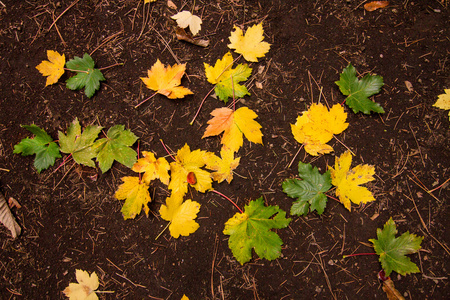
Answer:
[223,197,291,265]
[58,118,103,168]
[92,125,138,173]
[13,124,61,173]
[370,217,423,277]
[66,53,105,98]
[282,162,332,216]
[215,64,252,103]
[335,63,384,114]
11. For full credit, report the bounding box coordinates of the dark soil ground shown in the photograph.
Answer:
[1,0,449,299]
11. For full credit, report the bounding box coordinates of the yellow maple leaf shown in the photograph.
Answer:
[115,176,151,220]
[160,193,201,238]
[168,144,213,197]
[291,103,348,156]
[204,52,233,85]
[63,269,99,300]
[132,151,170,185]
[171,11,202,36]
[328,151,376,211]
[228,23,271,62]
[433,89,450,122]
[205,146,240,183]
[140,59,193,99]
[181,296,189,300]
[36,50,65,86]
[202,107,263,152]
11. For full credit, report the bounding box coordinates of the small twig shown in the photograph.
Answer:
[98,63,123,71]
[211,234,219,299]
[90,30,123,56]
[189,86,215,125]
[286,145,303,169]
[135,92,157,108]
[333,134,355,156]
[155,222,171,240]
[48,0,80,31]
[160,139,176,161]
[409,122,425,167]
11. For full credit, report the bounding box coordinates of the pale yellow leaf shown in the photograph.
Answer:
[63,269,99,300]
[171,11,202,36]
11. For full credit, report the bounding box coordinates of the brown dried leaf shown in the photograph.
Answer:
[382,278,405,300]
[364,1,389,12]
[175,27,209,47]
[0,192,21,238]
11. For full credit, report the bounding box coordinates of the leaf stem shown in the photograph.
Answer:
[64,68,89,74]
[159,139,176,161]
[135,92,157,108]
[155,221,171,240]
[189,86,215,125]
[211,189,243,213]
[342,252,377,259]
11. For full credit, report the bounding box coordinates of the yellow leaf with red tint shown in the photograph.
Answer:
[228,23,271,62]
[115,176,151,220]
[160,193,201,238]
[205,147,240,183]
[364,1,389,11]
[328,151,376,211]
[168,144,213,197]
[202,107,263,153]
[291,103,348,156]
[132,151,170,185]
[63,269,99,300]
[36,50,65,86]
[140,59,193,99]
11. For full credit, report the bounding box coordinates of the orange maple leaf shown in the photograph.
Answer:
[202,107,263,152]
[140,59,193,99]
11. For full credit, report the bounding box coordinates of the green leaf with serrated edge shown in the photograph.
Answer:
[282,162,332,216]
[335,63,384,114]
[223,197,291,265]
[369,217,423,277]
[13,124,61,173]
[66,53,105,98]
[58,118,102,168]
[215,64,252,103]
[92,125,138,173]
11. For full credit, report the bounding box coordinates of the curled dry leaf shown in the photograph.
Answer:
[364,1,389,12]
[167,0,177,10]
[382,278,406,300]
[175,27,209,47]
[0,191,21,238]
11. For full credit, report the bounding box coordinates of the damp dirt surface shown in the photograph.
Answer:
[1,0,449,299]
